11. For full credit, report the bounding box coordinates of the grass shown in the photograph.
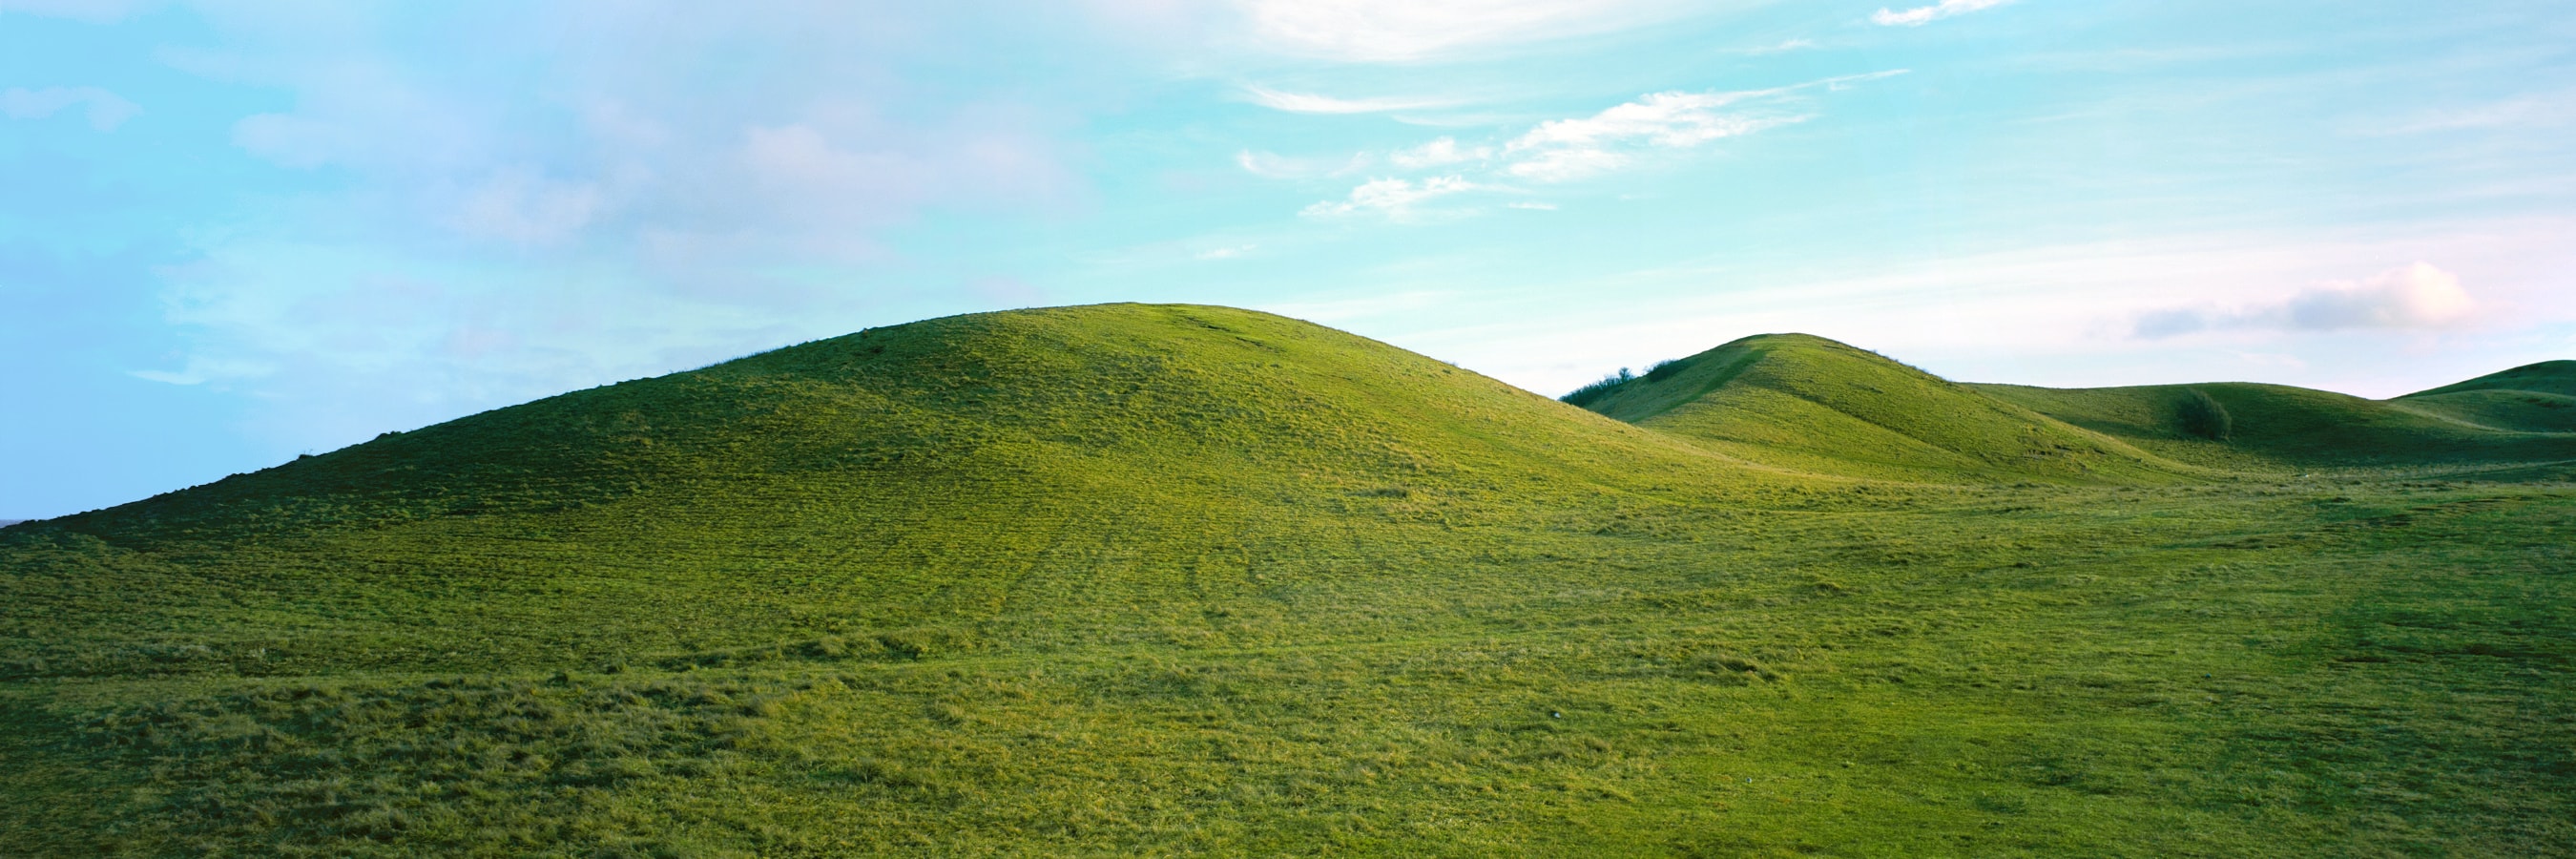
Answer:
[3,304,2571,856]
[1576,334,2195,484]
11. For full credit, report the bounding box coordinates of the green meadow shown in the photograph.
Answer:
[4,304,2570,856]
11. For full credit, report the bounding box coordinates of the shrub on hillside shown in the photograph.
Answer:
[1562,359,1691,408]
[2179,388,2233,440]
[1561,367,1636,408]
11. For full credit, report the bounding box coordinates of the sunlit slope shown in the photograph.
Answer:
[1574,334,2192,483]
[1975,380,2576,471]
[2391,360,2576,433]
[2393,389,2576,433]
[3,304,1783,678]
[2405,359,2576,398]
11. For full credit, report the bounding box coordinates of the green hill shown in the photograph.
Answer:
[8,304,1784,680]
[1566,334,2193,483]
[2394,388,2576,433]
[2404,359,2576,398]
[1973,380,2576,473]
[2389,361,2576,434]
[4,306,2572,856]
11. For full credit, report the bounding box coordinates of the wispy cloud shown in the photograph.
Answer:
[1196,243,1258,260]
[1871,0,2008,27]
[1381,220,2573,401]
[2,86,140,131]
[2133,262,2476,338]
[1496,72,1903,181]
[1274,71,1905,220]
[1743,38,1816,54]
[1504,92,1804,180]
[1388,136,1491,169]
[1239,85,1458,115]
[1301,176,1483,220]
[103,4,1093,456]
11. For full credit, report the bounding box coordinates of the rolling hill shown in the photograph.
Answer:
[2391,360,2576,434]
[5,304,1796,681]
[4,304,2570,856]
[1563,333,2197,483]
[1971,380,2576,473]
[1563,333,2576,480]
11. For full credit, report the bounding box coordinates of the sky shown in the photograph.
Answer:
[4,0,2573,519]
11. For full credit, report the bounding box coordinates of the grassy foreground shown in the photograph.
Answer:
[3,304,2570,856]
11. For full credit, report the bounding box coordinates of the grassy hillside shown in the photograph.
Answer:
[1568,334,2192,483]
[2391,361,2576,433]
[5,304,1790,681]
[4,305,2571,856]
[2395,389,2576,433]
[2404,359,2576,398]
[1975,382,2576,473]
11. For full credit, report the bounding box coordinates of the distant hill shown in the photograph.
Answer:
[2404,359,2576,398]
[1565,333,2195,483]
[2390,360,2576,434]
[1972,380,2576,472]
[1560,335,2575,479]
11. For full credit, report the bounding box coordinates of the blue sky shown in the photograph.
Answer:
[5,0,2573,518]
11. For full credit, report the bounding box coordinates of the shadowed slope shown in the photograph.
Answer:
[1572,334,2192,483]
[3,304,1789,679]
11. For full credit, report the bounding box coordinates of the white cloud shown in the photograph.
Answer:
[1503,92,1803,180]
[1506,201,1557,210]
[1744,38,1817,54]
[1196,243,1258,260]
[1239,85,1457,114]
[1361,221,2572,401]
[1489,71,1904,181]
[2285,262,2475,329]
[118,3,1091,457]
[2134,262,2476,338]
[1268,70,1902,215]
[1237,0,1692,62]
[2,86,140,130]
[1301,176,1482,220]
[1388,136,1490,169]
[1871,0,2008,27]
